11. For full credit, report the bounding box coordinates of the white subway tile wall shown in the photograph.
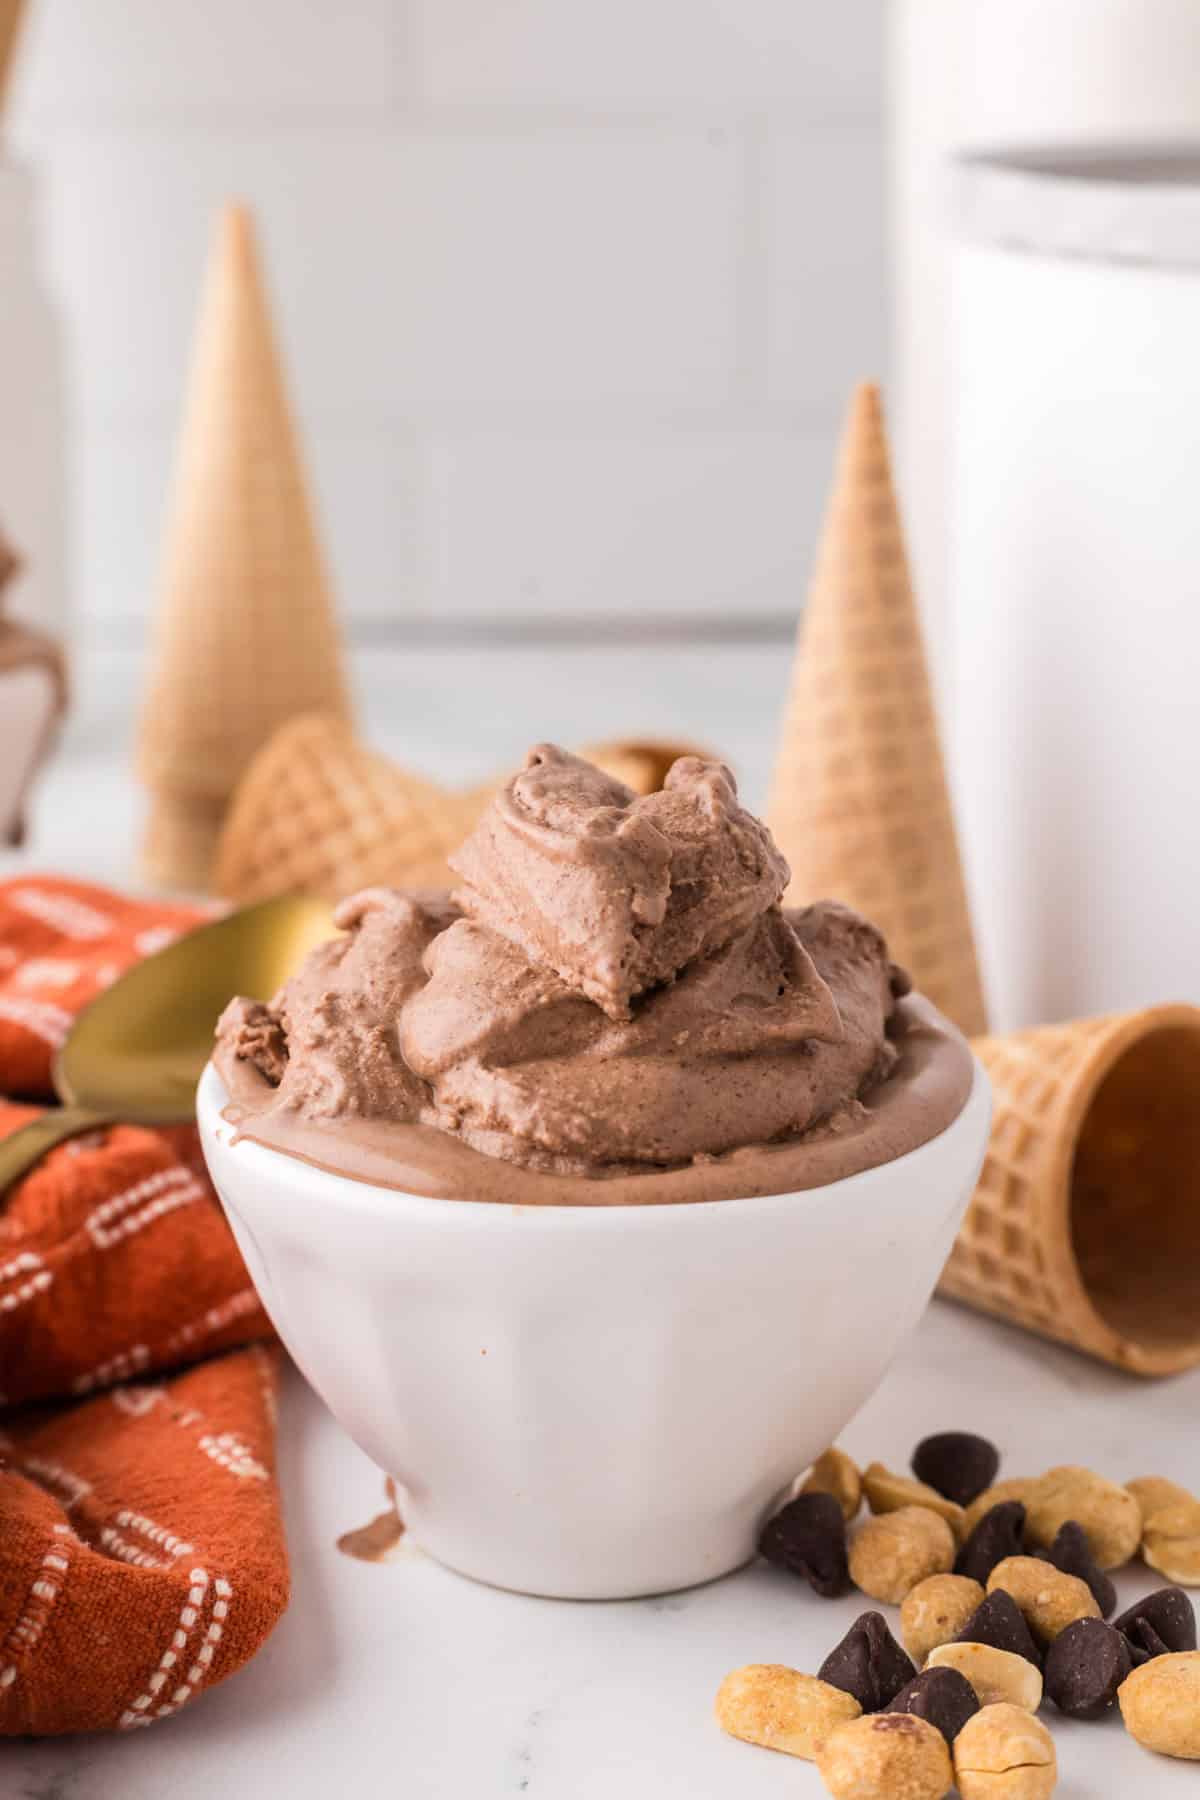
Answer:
[10,0,885,630]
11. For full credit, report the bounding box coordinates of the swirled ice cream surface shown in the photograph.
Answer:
[215,746,973,1203]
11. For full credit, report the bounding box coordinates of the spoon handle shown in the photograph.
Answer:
[0,1106,117,1198]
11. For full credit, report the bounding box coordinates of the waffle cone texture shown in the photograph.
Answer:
[215,715,475,901]
[941,1004,1200,1376]
[136,203,352,818]
[214,715,710,904]
[767,383,987,1037]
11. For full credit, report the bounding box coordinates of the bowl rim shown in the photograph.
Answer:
[198,1057,991,1231]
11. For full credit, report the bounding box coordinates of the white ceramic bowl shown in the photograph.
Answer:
[198,1060,990,1599]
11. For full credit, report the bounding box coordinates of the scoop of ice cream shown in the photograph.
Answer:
[399,899,897,1173]
[215,745,936,1184]
[449,743,789,1019]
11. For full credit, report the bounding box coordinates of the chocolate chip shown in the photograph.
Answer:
[1114,1587,1198,1666]
[955,1500,1027,1585]
[885,1666,980,1745]
[1036,1520,1116,1618]
[758,1491,849,1597]
[912,1432,1000,1508]
[1044,1617,1132,1719]
[818,1611,916,1712]
[954,1589,1042,1670]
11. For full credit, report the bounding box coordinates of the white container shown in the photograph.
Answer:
[949,146,1200,1029]
[198,1061,990,1600]
[890,0,1200,671]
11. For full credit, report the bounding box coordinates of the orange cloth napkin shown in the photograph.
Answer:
[0,877,288,1735]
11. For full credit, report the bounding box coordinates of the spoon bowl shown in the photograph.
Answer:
[56,892,335,1122]
[0,892,335,1196]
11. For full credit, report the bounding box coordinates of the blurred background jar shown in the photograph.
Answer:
[949,146,1200,1031]
[891,0,1200,1026]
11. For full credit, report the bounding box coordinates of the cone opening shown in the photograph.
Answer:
[1070,1021,1200,1362]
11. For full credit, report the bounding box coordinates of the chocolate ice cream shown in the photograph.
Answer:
[215,746,973,1203]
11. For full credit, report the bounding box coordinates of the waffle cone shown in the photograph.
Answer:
[583,738,713,795]
[140,791,228,894]
[136,203,352,805]
[215,718,712,903]
[942,1005,1200,1376]
[767,383,987,1037]
[214,715,467,902]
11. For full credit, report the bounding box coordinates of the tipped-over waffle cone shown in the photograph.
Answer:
[214,716,712,904]
[941,1005,1200,1376]
[215,716,467,902]
[767,383,987,1037]
[137,202,352,804]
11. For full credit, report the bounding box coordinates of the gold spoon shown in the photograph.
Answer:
[0,892,335,1195]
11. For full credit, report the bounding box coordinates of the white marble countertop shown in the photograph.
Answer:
[8,1310,1199,1800]
[4,645,1198,1797]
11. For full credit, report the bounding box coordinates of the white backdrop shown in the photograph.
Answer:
[10,0,886,637]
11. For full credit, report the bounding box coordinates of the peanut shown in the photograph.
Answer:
[817,1711,953,1800]
[986,1556,1099,1643]
[1126,1475,1195,1527]
[962,1479,1034,1539]
[1023,1466,1140,1571]
[925,1642,1043,1713]
[954,1703,1056,1799]
[1127,1476,1200,1586]
[900,1574,985,1664]
[803,1447,864,1523]
[1118,1652,1200,1760]
[849,1506,956,1606]
[863,1462,965,1540]
[715,1664,860,1761]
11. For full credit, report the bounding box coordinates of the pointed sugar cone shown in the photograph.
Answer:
[941,1004,1200,1376]
[137,203,352,818]
[214,714,473,903]
[767,384,987,1036]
